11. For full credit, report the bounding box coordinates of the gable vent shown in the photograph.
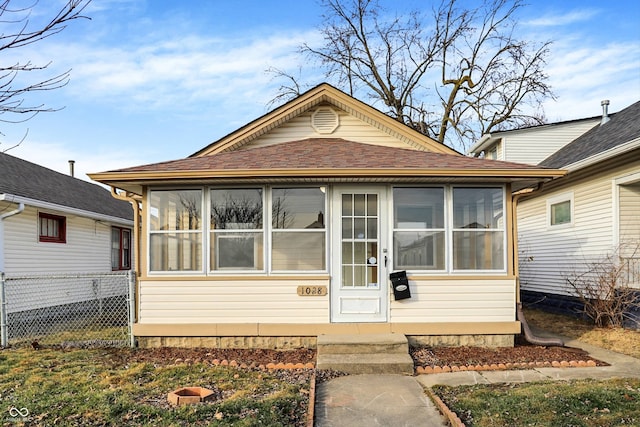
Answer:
[311,107,339,134]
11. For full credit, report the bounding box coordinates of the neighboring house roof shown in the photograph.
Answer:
[0,151,133,222]
[540,100,640,169]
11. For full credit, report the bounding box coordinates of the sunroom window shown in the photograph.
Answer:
[210,188,264,271]
[452,187,504,270]
[393,187,445,270]
[149,189,203,272]
[271,187,326,271]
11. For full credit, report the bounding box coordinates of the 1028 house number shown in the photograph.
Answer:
[297,285,327,296]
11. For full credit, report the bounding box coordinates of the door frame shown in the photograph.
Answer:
[330,185,389,322]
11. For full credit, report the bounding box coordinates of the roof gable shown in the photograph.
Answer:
[0,152,133,221]
[191,83,458,157]
[540,100,640,169]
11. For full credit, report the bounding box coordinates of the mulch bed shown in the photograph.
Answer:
[90,339,606,374]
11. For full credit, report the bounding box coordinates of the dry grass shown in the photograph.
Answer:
[523,307,640,359]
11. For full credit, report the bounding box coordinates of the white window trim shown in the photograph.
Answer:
[147,187,205,276]
[547,192,574,229]
[449,185,508,274]
[208,187,266,274]
[268,185,329,274]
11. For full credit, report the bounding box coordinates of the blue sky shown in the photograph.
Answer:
[3,0,640,181]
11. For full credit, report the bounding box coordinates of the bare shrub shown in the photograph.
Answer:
[566,244,640,328]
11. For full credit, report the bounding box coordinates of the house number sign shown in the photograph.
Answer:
[297,285,327,296]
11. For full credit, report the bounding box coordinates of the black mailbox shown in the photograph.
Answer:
[389,271,411,300]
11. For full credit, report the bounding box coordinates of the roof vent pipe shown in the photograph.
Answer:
[69,160,75,177]
[600,100,610,125]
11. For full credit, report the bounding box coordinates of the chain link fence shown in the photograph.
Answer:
[1,271,135,348]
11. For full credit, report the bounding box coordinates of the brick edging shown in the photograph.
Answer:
[416,359,597,374]
[424,388,465,427]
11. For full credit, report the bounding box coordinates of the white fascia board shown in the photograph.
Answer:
[0,193,133,226]
[565,137,640,172]
[468,133,499,156]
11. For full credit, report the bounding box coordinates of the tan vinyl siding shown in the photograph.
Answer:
[389,279,516,323]
[245,110,419,150]
[518,160,640,296]
[3,206,115,274]
[138,279,330,323]
[502,119,599,165]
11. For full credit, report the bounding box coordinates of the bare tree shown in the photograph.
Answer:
[269,0,553,151]
[0,0,91,152]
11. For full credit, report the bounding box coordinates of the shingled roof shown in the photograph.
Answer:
[0,152,133,221]
[540,100,640,169]
[108,138,552,174]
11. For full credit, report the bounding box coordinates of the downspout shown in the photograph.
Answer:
[110,187,141,275]
[512,187,564,347]
[110,187,141,327]
[0,201,25,271]
[0,201,24,347]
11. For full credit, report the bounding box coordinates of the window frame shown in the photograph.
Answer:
[111,226,132,271]
[147,188,205,275]
[450,186,506,273]
[547,192,574,228]
[209,187,265,273]
[391,186,447,272]
[269,186,328,273]
[38,212,66,244]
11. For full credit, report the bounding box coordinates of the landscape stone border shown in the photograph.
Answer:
[416,359,597,374]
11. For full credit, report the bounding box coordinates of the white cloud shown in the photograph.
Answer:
[524,9,599,27]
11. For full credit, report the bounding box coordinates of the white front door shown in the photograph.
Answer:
[331,186,388,322]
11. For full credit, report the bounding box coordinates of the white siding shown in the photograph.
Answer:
[3,205,116,274]
[389,279,516,323]
[501,119,599,165]
[139,279,330,323]
[245,109,419,150]
[518,160,640,296]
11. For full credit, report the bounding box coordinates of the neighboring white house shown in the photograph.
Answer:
[469,115,600,165]
[499,100,640,323]
[0,152,134,313]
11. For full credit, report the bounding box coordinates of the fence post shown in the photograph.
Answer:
[0,272,7,347]
[127,270,136,348]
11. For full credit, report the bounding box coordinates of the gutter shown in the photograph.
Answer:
[0,193,132,226]
[0,197,25,272]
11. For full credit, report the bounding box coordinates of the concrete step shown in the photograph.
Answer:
[316,352,415,375]
[317,333,408,355]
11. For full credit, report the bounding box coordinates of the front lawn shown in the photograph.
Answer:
[434,378,640,427]
[0,347,311,426]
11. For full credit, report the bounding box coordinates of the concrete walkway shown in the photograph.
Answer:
[314,333,640,427]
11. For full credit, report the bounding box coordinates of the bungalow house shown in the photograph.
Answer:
[0,152,134,327]
[89,83,564,349]
[512,100,640,321]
